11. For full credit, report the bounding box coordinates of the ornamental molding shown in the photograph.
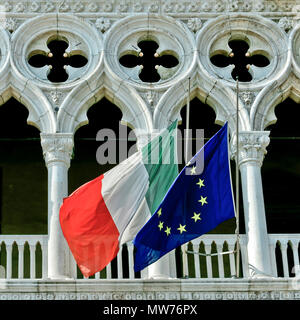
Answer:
[0,278,300,300]
[0,291,299,300]
[231,131,271,167]
[40,133,74,168]
[1,1,300,16]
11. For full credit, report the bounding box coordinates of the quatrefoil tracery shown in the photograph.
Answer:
[119,40,179,83]
[28,39,88,83]
[210,39,270,82]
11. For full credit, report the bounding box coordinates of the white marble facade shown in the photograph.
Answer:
[0,0,300,283]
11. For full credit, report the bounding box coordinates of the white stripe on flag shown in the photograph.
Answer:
[101,151,149,241]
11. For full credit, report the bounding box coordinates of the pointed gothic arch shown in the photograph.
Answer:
[154,76,251,133]
[0,83,56,133]
[57,74,153,134]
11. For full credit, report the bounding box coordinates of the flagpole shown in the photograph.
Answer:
[185,77,191,164]
[235,77,240,278]
[182,77,191,278]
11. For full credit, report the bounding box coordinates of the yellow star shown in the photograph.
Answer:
[158,221,164,231]
[191,212,202,222]
[165,226,171,236]
[190,166,197,175]
[198,196,208,206]
[196,178,205,188]
[157,208,162,217]
[177,224,187,234]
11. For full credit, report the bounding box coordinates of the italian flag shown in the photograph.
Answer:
[59,122,178,277]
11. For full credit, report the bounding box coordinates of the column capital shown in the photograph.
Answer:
[40,133,74,168]
[231,131,270,167]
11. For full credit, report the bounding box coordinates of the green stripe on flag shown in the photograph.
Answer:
[142,121,178,215]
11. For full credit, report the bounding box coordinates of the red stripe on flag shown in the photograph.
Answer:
[59,175,120,277]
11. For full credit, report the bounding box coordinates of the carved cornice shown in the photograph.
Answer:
[0,280,299,300]
[40,133,74,168]
[0,1,299,16]
[231,131,270,167]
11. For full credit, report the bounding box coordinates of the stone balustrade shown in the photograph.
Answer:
[1,234,299,280]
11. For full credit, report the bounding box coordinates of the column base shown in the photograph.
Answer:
[148,275,174,280]
[248,265,275,279]
[47,275,74,281]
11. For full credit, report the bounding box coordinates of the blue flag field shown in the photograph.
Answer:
[133,122,235,272]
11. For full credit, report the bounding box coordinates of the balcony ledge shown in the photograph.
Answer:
[0,278,299,300]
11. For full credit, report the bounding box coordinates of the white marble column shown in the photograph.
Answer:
[232,131,273,277]
[41,133,74,279]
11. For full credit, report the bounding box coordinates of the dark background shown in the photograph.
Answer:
[0,96,299,235]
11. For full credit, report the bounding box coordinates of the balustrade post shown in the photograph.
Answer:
[18,244,24,279]
[232,131,273,277]
[6,244,12,279]
[29,244,36,279]
[41,133,74,279]
[280,241,289,277]
[291,240,300,270]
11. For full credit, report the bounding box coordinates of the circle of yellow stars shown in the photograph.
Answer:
[156,171,207,236]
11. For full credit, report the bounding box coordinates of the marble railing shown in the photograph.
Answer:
[0,234,299,280]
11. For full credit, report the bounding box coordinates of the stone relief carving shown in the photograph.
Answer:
[278,17,294,33]
[0,1,299,15]
[40,133,74,167]
[187,18,202,33]
[0,289,299,300]
[95,17,111,33]
[231,131,270,167]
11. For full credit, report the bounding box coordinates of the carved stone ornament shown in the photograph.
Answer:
[105,14,194,88]
[198,14,288,88]
[40,134,74,168]
[240,91,255,108]
[187,18,202,33]
[231,131,270,167]
[1,17,18,32]
[95,17,111,33]
[278,17,293,33]
[0,1,299,15]
[11,14,102,87]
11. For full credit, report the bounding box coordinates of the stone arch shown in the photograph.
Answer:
[103,14,196,89]
[57,73,153,134]
[0,27,10,79]
[0,82,56,133]
[196,14,289,90]
[10,13,103,87]
[154,73,251,133]
[251,74,300,131]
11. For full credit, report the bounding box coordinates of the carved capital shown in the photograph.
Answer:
[231,131,270,167]
[40,133,74,168]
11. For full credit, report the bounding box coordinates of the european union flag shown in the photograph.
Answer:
[133,122,235,272]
